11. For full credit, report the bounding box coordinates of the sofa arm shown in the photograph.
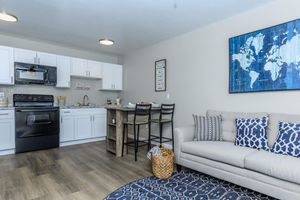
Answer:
[174,125,194,163]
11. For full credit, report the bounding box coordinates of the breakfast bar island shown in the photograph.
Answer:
[105,106,161,157]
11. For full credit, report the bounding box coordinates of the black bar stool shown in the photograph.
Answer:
[149,104,175,149]
[122,104,152,161]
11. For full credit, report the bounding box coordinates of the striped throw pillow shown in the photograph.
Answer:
[193,115,223,141]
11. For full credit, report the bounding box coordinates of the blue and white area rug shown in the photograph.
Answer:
[104,171,276,200]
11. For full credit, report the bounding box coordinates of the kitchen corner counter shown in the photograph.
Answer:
[0,107,15,110]
[105,105,161,157]
[105,106,161,111]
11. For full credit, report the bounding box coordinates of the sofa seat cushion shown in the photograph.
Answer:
[181,141,257,168]
[245,150,300,185]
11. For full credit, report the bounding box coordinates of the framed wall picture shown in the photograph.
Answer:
[155,59,167,92]
[229,18,300,93]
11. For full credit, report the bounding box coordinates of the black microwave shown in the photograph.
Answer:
[14,62,57,86]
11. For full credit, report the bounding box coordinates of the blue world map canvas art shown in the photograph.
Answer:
[229,19,300,93]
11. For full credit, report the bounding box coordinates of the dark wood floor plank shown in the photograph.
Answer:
[0,141,152,200]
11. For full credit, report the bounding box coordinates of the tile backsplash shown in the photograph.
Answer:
[0,77,119,106]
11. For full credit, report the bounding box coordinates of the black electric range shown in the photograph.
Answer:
[14,94,59,153]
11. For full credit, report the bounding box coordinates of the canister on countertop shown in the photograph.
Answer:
[57,96,66,107]
[0,97,8,108]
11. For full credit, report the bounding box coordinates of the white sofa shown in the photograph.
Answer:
[174,110,300,200]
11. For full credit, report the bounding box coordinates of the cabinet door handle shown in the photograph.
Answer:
[38,58,41,64]
[0,113,9,116]
[11,76,13,84]
[61,117,63,123]
[90,116,92,121]
[64,111,71,114]
[34,57,36,64]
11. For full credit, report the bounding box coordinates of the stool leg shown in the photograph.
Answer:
[126,125,129,153]
[137,124,140,153]
[148,122,151,150]
[171,121,174,150]
[134,125,137,161]
[122,124,126,157]
[159,122,163,147]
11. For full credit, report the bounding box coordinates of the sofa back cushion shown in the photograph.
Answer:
[193,115,222,141]
[206,110,268,142]
[268,113,300,147]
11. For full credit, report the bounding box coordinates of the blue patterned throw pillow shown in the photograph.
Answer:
[271,122,300,158]
[235,116,269,151]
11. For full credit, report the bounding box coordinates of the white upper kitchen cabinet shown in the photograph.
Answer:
[102,64,113,89]
[112,64,123,90]
[14,49,57,66]
[87,60,102,79]
[36,52,57,66]
[0,46,14,85]
[71,58,88,77]
[14,48,37,64]
[0,110,15,151]
[56,56,71,88]
[101,63,123,90]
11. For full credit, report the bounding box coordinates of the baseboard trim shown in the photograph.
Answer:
[60,137,106,147]
[0,149,15,156]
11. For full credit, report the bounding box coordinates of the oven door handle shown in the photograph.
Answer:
[29,121,52,125]
[16,109,58,112]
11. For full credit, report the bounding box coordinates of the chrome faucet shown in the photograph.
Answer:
[83,95,89,106]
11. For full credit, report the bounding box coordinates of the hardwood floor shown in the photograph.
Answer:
[0,141,152,200]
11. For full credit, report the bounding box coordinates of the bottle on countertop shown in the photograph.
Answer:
[0,92,8,108]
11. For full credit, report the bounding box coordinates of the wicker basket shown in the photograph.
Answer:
[152,147,174,179]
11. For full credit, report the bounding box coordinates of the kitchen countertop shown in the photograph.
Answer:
[0,107,15,110]
[105,105,161,111]
[60,105,106,109]
[0,106,107,110]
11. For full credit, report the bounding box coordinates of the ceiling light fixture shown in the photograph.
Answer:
[0,12,18,22]
[99,39,114,46]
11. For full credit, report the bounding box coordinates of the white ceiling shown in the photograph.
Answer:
[0,0,273,56]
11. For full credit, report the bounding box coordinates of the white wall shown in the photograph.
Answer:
[122,0,300,128]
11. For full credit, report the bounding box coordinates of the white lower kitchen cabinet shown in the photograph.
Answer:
[75,114,93,140]
[60,114,75,142]
[0,110,15,152]
[92,113,106,138]
[60,108,106,146]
